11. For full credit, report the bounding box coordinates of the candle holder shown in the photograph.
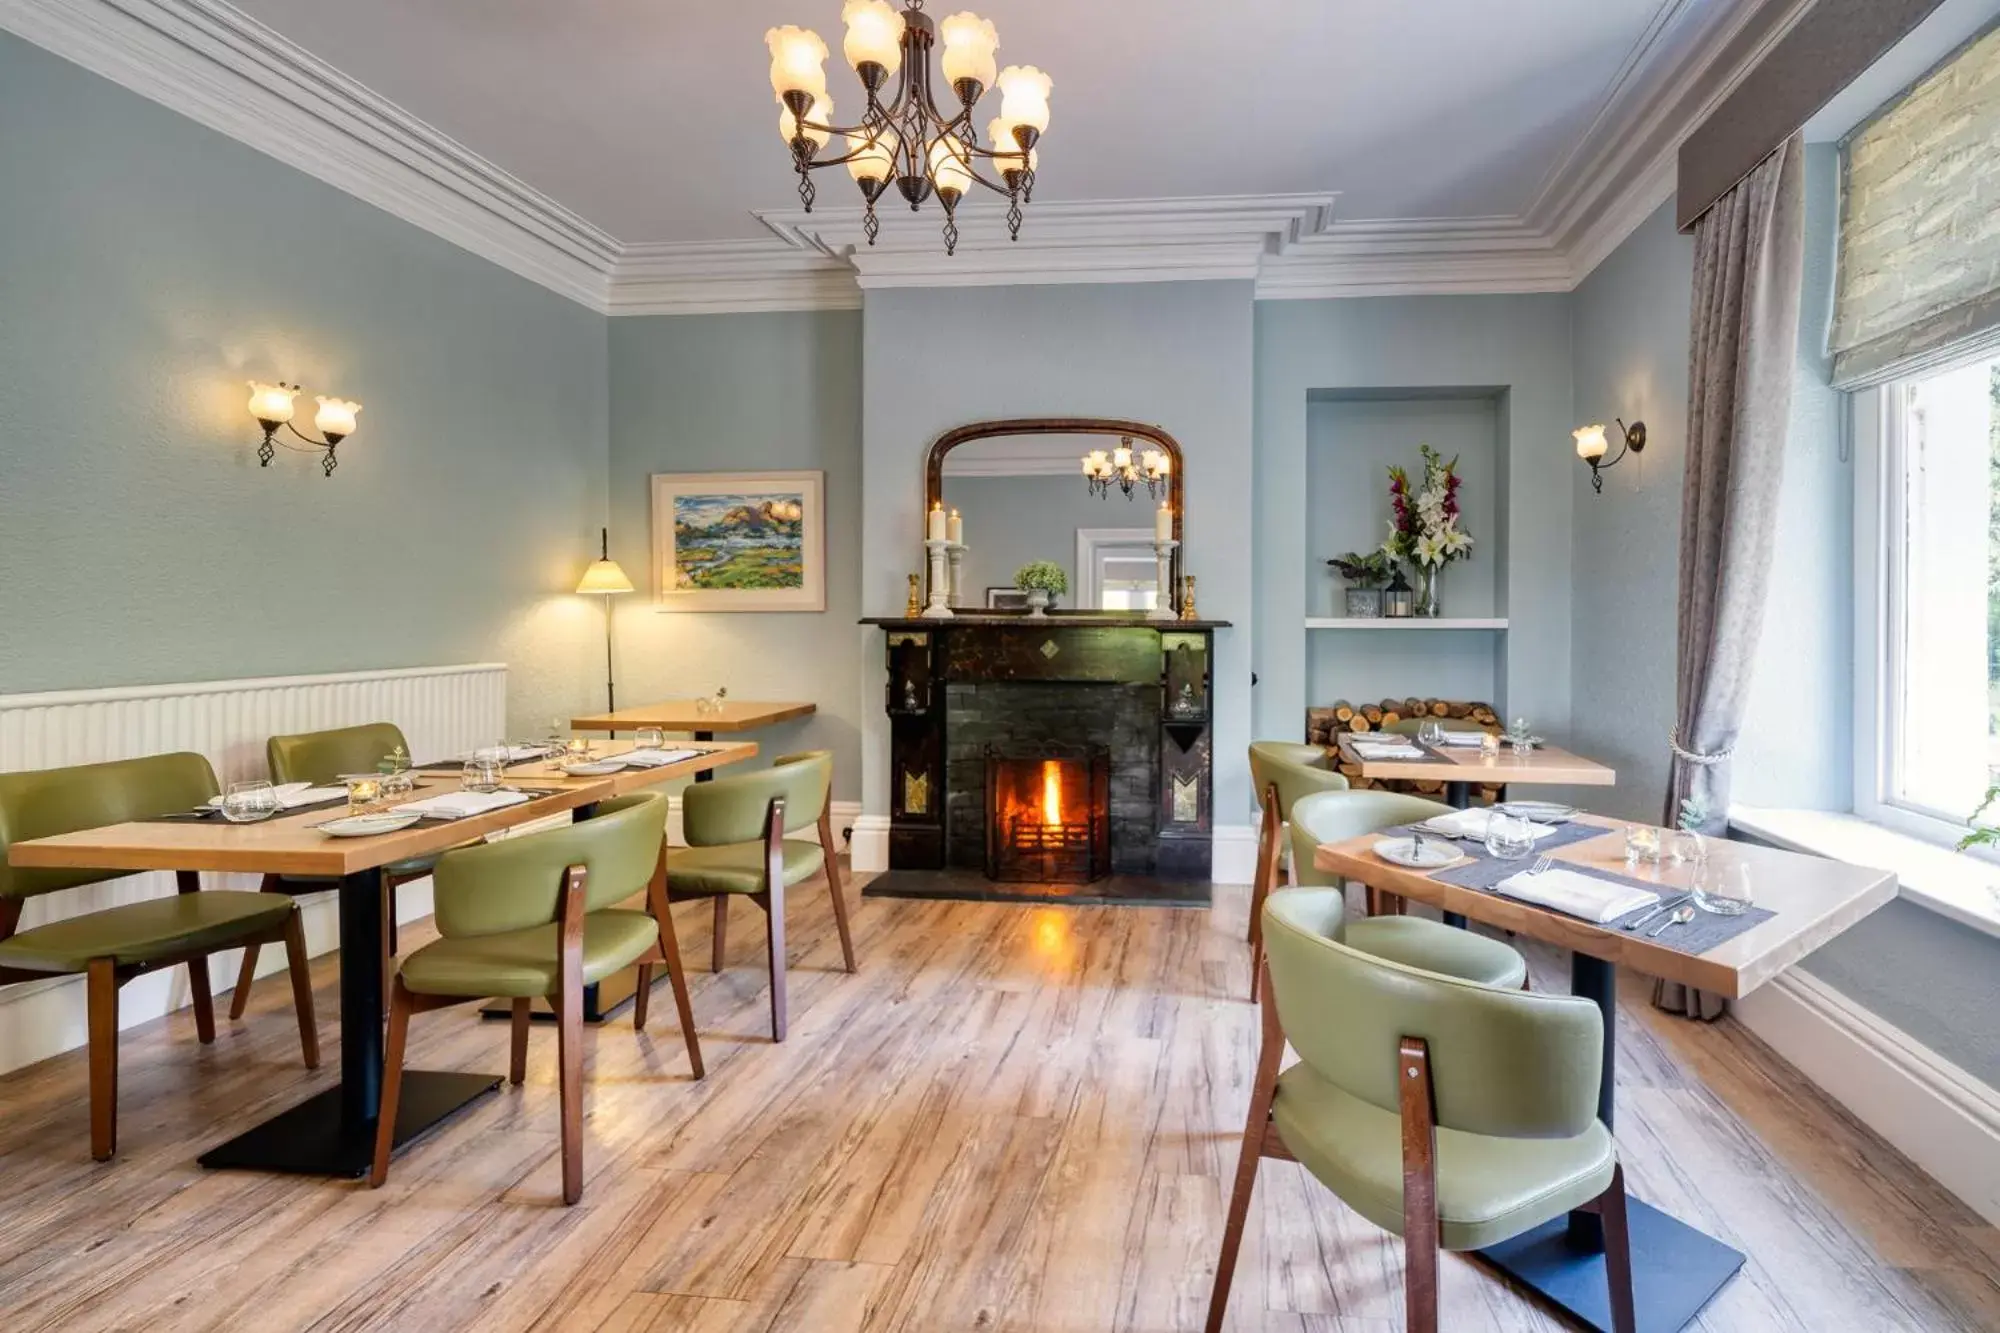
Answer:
[1149,539,1179,621]
[921,540,955,619]
[945,542,967,610]
[1179,573,1200,621]
[906,573,922,618]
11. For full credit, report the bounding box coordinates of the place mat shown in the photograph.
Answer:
[413,752,556,773]
[146,795,353,824]
[395,786,566,823]
[1386,819,1608,858]
[1342,741,1455,766]
[1430,855,1776,956]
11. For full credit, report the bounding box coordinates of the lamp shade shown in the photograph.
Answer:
[841,0,904,75]
[247,381,298,424]
[577,527,635,595]
[313,396,361,439]
[1573,424,1609,461]
[940,12,999,91]
[996,64,1052,132]
[779,95,835,150]
[765,25,829,101]
[846,127,898,183]
[928,136,973,198]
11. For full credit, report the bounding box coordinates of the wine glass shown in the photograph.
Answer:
[1483,812,1535,860]
[1693,860,1754,915]
[220,779,278,823]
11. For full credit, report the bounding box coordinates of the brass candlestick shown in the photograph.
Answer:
[1179,574,1199,621]
[905,573,921,618]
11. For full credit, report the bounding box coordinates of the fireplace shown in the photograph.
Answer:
[984,748,1111,884]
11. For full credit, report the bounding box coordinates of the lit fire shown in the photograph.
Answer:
[1041,759,1063,826]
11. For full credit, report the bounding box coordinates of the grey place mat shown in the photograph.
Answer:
[414,751,556,772]
[1343,741,1456,766]
[147,795,352,823]
[1429,855,1776,956]
[1386,819,1609,859]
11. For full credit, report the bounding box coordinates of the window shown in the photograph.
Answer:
[1858,353,2000,842]
[1074,529,1159,612]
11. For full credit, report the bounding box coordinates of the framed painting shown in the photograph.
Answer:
[985,587,1030,611]
[650,470,825,612]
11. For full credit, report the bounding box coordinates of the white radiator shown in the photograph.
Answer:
[0,662,507,1074]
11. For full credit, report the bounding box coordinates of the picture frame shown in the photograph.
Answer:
[650,470,825,612]
[984,587,1030,611]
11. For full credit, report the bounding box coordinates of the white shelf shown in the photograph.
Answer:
[1305,617,1508,631]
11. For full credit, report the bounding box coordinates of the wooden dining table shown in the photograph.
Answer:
[571,699,814,780]
[1316,816,1897,1332]
[1336,732,1617,809]
[4,741,753,1179]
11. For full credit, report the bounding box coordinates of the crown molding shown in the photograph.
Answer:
[1255,216,1573,299]
[609,241,859,315]
[0,0,619,309]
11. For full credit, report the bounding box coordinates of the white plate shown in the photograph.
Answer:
[561,759,626,776]
[1371,836,1463,870]
[1496,800,1578,822]
[318,811,422,838]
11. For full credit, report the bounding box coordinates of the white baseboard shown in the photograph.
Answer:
[1736,970,2000,1226]
[851,815,1259,884]
[850,814,892,875]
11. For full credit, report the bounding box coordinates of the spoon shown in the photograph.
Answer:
[1647,904,1696,938]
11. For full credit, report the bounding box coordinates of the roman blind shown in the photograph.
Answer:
[1832,23,2000,388]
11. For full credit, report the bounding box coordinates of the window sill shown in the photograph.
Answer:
[1730,805,2000,940]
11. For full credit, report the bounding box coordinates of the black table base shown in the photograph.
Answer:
[197,1071,500,1178]
[1472,952,1743,1329]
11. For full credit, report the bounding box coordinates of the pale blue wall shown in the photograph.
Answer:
[605,312,864,799]
[0,33,609,732]
[859,282,1257,820]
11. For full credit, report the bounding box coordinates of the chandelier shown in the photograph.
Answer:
[1082,438,1170,500]
[765,1,1052,255]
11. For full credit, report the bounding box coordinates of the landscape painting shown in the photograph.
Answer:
[651,471,825,612]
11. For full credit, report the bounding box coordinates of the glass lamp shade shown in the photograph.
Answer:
[928,136,973,197]
[1112,441,1133,470]
[246,381,298,424]
[1573,423,1609,460]
[996,64,1052,132]
[313,396,361,438]
[845,127,898,183]
[765,25,830,101]
[940,13,999,92]
[779,95,835,150]
[1087,448,1110,471]
[841,0,904,75]
[985,118,1038,172]
[575,558,635,596]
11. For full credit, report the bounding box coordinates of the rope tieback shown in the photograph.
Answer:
[1668,725,1732,766]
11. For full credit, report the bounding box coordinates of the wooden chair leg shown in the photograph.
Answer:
[187,955,216,1045]
[509,998,531,1085]
[369,977,413,1188]
[1205,961,1288,1333]
[710,897,729,972]
[1599,1165,1638,1333]
[1399,1037,1440,1333]
[761,887,788,1042]
[86,959,119,1162]
[556,982,584,1205]
[821,805,857,973]
[644,846,705,1079]
[281,908,320,1069]
[229,872,284,1020]
[633,964,654,1029]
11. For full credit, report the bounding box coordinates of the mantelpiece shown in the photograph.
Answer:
[863,617,1230,889]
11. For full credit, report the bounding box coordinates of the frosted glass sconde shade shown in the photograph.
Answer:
[780,95,834,150]
[929,136,973,197]
[313,396,361,439]
[996,64,1052,132]
[841,0,904,75]
[247,381,298,424]
[940,13,999,92]
[766,26,830,101]
[1573,424,1609,460]
[985,118,1038,172]
[846,127,898,183]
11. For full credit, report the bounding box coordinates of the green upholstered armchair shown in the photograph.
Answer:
[371,792,698,1204]
[233,722,434,1019]
[1245,741,1349,999]
[668,751,853,1043]
[0,753,319,1161]
[1205,888,1634,1333]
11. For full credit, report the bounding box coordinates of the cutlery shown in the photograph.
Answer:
[1624,892,1691,932]
[1647,904,1696,938]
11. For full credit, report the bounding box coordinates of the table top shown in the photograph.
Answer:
[570,700,816,733]
[1313,816,1896,998]
[1336,735,1617,787]
[504,740,756,799]
[5,742,756,880]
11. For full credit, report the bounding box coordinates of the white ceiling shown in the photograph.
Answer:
[227,0,1682,244]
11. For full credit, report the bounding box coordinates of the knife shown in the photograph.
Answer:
[1624,892,1691,932]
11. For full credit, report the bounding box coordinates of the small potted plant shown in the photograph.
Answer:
[1326,548,1394,618]
[1013,560,1068,618]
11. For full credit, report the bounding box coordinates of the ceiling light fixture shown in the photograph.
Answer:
[766,1,1052,255]
[1081,437,1169,500]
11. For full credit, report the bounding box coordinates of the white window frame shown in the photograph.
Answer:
[1074,527,1157,611]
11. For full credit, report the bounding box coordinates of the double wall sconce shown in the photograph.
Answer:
[1573,418,1645,494]
[247,381,362,477]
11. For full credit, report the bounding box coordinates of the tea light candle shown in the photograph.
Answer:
[947,507,963,544]
[344,774,382,811]
[927,501,947,542]
[1155,503,1173,542]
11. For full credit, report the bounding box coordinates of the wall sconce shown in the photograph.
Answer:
[247,381,362,477]
[1574,418,1645,494]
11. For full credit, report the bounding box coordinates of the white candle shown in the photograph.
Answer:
[1155,503,1173,542]
[947,508,963,544]
[927,502,947,542]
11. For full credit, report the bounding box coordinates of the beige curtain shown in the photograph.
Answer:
[1655,136,1807,1022]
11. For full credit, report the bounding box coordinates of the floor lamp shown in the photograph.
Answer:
[576,527,635,712]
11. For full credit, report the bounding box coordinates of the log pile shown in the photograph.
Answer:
[1304,698,1505,804]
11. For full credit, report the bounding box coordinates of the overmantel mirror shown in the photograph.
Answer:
[924,418,1185,614]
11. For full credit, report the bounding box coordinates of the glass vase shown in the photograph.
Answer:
[1414,562,1443,617]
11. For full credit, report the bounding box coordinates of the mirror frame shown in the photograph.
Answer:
[923,418,1186,604]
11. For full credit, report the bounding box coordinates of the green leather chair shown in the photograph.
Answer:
[232,722,434,1018]
[371,792,699,1205]
[668,751,853,1043]
[1286,789,1526,990]
[0,753,319,1161]
[1245,741,1349,999]
[1205,888,1634,1333]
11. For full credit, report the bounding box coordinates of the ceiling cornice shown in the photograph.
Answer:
[3,0,1812,314]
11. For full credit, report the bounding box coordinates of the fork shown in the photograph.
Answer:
[1524,854,1553,876]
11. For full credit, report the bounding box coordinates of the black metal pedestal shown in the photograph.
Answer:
[692,729,716,781]
[1442,779,1473,927]
[1475,954,1744,1330]
[200,869,500,1176]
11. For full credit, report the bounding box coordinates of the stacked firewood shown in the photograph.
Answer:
[1304,697,1505,804]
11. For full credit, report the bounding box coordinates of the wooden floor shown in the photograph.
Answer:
[0,869,1996,1333]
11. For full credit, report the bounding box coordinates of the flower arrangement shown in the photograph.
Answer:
[1385,444,1473,570]
[1013,560,1068,595]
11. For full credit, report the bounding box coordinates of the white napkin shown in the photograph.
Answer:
[1495,866,1658,924]
[1436,730,1489,747]
[1421,808,1559,840]
[399,790,533,820]
[1350,739,1426,759]
[209,782,347,810]
[619,748,701,769]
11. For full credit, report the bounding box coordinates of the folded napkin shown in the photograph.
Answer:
[1436,730,1490,747]
[209,782,346,810]
[619,747,701,769]
[1350,739,1426,759]
[1495,866,1658,924]
[1420,808,1559,841]
[399,789,533,820]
